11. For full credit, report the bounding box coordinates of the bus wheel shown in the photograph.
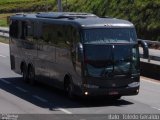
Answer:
[28,66,36,86]
[22,64,28,83]
[65,81,74,99]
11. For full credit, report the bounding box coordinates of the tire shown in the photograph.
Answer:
[22,64,28,83]
[28,66,36,86]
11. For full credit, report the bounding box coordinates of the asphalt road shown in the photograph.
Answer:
[0,43,160,119]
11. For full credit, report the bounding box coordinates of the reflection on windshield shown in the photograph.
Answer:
[83,28,136,43]
[85,44,139,77]
[114,45,131,75]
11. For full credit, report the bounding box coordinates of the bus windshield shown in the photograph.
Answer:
[84,44,139,77]
[83,28,137,43]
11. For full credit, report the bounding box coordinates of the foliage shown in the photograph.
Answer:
[0,0,57,13]
[66,0,160,41]
[0,0,159,41]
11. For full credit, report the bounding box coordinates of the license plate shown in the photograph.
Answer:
[109,91,119,95]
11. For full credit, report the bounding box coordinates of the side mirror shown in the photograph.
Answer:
[138,40,149,59]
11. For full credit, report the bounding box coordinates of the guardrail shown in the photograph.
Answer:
[138,39,160,46]
[138,39,160,62]
[0,27,9,33]
[0,27,9,38]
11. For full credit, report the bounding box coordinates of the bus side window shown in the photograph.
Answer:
[26,22,34,41]
[42,24,54,44]
[55,25,67,48]
[9,20,19,38]
[20,21,27,40]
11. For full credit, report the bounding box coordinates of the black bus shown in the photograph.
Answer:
[9,12,149,99]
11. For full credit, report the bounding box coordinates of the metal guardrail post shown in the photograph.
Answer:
[57,0,63,12]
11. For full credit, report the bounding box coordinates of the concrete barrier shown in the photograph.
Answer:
[140,61,160,80]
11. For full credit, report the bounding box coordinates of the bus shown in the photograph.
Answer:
[9,12,149,99]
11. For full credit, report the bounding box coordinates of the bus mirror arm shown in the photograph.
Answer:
[138,40,149,59]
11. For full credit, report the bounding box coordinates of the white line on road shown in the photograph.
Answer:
[141,78,160,85]
[0,54,6,58]
[56,108,72,114]
[33,95,48,103]
[15,86,27,93]
[0,78,11,84]
[152,107,160,111]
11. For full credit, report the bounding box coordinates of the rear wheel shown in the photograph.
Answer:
[28,66,36,86]
[22,64,28,83]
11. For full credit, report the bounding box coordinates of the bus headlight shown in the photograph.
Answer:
[84,84,99,89]
[128,82,140,88]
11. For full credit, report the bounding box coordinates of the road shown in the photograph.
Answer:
[0,42,160,119]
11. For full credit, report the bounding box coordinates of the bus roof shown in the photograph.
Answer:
[10,12,134,28]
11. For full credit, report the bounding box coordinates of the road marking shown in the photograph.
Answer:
[0,54,6,58]
[33,95,48,103]
[56,108,72,114]
[0,78,11,84]
[15,86,27,93]
[141,78,160,85]
[152,107,160,111]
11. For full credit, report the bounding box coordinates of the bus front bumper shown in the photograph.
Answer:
[79,86,139,97]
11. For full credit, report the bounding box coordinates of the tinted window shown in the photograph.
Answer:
[83,28,137,43]
[10,20,19,38]
[42,24,80,47]
[26,22,34,41]
[19,21,34,41]
[84,44,139,77]
[20,21,27,39]
[42,24,66,47]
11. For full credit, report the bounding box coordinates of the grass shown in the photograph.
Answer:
[0,36,9,44]
[0,13,13,26]
[0,0,57,13]
[0,19,7,26]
